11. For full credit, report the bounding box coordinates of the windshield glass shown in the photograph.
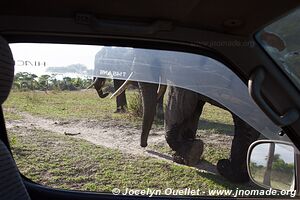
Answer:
[256,8,300,90]
[4,43,292,197]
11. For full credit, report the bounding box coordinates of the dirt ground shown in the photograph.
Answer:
[5,109,233,174]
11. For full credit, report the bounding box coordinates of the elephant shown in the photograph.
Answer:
[87,47,137,112]
[164,86,260,183]
[90,76,165,116]
[91,46,266,183]
[89,47,167,147]
[90,77,166,147]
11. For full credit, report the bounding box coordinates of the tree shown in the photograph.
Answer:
[263,143,275,186]
[49,74,60,90]
[14,72,38,90]
[38,75,51,91]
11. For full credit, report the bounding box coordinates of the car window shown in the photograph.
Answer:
[256,7,300,90]
[3,43,293,198]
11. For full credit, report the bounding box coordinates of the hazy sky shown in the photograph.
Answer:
[251,143,295,166]
[9,43,103,76]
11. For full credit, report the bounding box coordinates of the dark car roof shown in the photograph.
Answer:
[0,0,299,36]
[1,0,300,148]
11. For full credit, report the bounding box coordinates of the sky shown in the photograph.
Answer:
[251,143,295,166]
[9,43,103,76]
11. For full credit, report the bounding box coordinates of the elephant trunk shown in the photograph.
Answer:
[96,89,110,98]
[139,82,159,147]
[89,77,109,98]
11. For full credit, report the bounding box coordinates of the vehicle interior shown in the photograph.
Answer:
[0,1,300,199]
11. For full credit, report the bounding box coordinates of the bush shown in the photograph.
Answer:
[25,91,41,105]
[128,91,143,118]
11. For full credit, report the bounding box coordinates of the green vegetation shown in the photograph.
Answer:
[8,127,243,193]
[250,154,294,190]
[3,90,242,195]
[149,142,230,166]
[128,91,143,118]
[3,108,23,121]
[199,104,233,135]
[4,90,233,134]
[4,90,143,127]
[13,72,93,91]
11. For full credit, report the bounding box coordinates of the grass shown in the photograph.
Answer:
[199,104,233,135]
[4,90,233,134]
[8,127,245,194]
[2,90,247,196]
[149,142,230,166]
[4,90,143,127]
[3,108,23,121]
[251,169,293,191]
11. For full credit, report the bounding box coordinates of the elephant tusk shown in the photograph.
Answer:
[85,77,99,90]
[157,76,167,100]
[110,72,134,99]
[157,85,167,100]
[157,76,162,93]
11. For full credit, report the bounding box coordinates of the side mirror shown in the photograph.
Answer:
[247,140,297,191]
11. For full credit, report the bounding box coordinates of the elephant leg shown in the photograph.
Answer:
[113,79,127,112]
[165,87,205,166]
[172,102,205,166]
[217,114,260,183]
[139,82,159,147]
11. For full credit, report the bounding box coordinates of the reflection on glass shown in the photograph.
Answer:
[9,43,281,140]
[249,142,295,190]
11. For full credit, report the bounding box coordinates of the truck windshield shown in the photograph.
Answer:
[256,7,300,90]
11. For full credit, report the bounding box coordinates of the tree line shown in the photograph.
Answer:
[250,153,294,183]
[13,72,93,91]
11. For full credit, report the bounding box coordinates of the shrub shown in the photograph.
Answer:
[128,91,143,118]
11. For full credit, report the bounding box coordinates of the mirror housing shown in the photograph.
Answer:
[247,140,297,191]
